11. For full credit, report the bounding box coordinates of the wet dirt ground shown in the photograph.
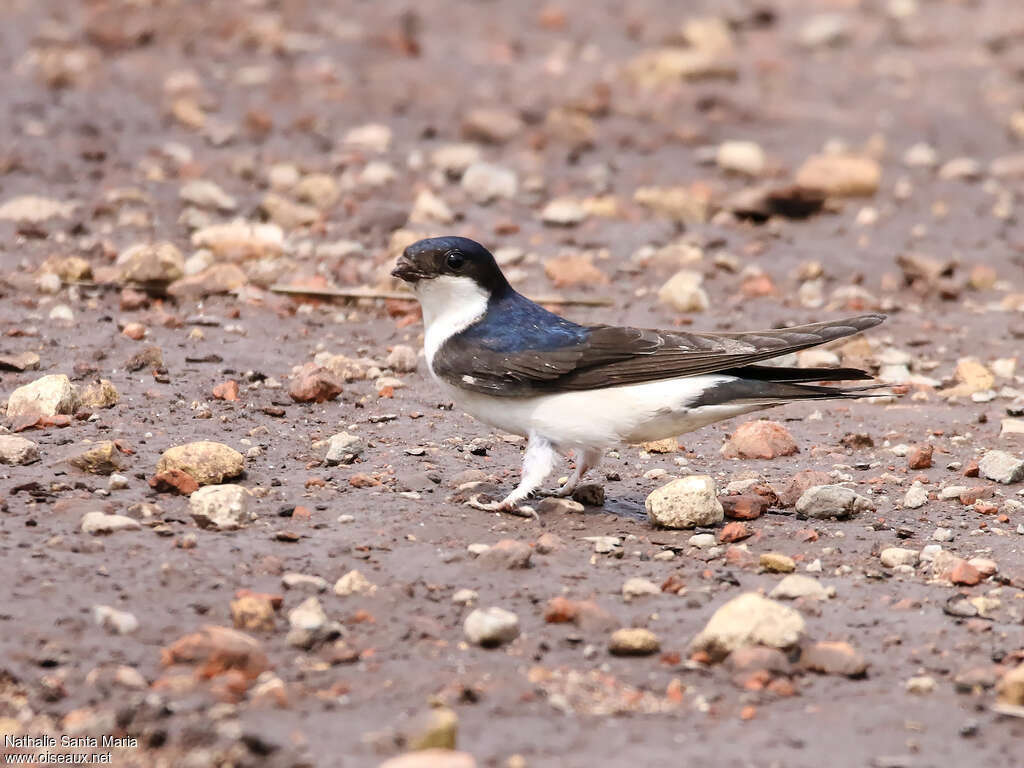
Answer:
[1,1,1024,767]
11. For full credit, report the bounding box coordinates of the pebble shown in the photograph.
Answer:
[386,345,418,373]
[403,707,458,751]
[646,475,724,529]
[261,193,319,228]
[463,607,520,647]
[689,592,805,661]
[721,420,798,459]
[6,374,78,420]
[795,485,874,519]
[0,435,40,465]
[189,484,254,530]
[905,676,936,695]
[333,569,376,596]
[932,527,954,542]
[118,242,185,286]
[658,270,709,313]
[451,589,478,605]
[903,482,928,509]
[760,553,796,573]
[968,557,997,576]
[978,450,1024,484]
[162,625,269,680]
[688,533,717,549]
[230,594,277,631]
[68,441,126,475]
[716,141,765,176]
[80,512,141,535]
[608,628,661,656]
[343,123,391,153]
[190,220,284,259]
[287,596,330,649]
[997,663,1024,708]
[461,162,517,204]
[621,577,661,602]
[462,107,523,144]
[179,179,237,211]
[92,605,139,635]
[769,574,830,601]
[540,197,588,226]
[294,174,340,209]
[281,573,328,593]
[903,143,938,168]
[880,547,919,568]
[157,441,245,485]
[795,154,881,197]
[430,143,482,176]
[800,641,867,677]
[0,195,77,222]
[798,13,849,48]
[324,432,364,465]
[477,539,532,569]
[289,364,344,403]
[535,497,585,515]
[49,305,74,323]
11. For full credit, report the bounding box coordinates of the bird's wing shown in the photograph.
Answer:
[432,314,884,397]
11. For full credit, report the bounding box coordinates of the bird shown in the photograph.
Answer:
[392,235,885,517]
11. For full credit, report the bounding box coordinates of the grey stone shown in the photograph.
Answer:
[795,485,874,519]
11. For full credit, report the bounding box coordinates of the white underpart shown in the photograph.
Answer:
[415,275,769,506]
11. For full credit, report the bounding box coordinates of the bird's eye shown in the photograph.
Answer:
[445,251,465,271]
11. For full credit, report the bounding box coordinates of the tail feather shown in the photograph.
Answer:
[721,364,874,383]
[689,377,889,408]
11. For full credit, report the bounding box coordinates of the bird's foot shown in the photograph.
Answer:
[553,480,578,498]
[466,494,539,520]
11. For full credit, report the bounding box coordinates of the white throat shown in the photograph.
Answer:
[415,275,489,371]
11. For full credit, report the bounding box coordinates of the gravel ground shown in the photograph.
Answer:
[1,1,1024,767]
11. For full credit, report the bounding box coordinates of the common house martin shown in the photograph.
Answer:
[393,236,885,516]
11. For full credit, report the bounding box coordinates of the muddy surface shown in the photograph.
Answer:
[1,1,1024,767]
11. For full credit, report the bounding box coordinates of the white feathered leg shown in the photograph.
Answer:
[555,447,603,497]
[467,433,555,518]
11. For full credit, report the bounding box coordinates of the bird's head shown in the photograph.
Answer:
[392,236,510,296]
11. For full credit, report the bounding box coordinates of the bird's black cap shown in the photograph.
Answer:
[392,236,510,294]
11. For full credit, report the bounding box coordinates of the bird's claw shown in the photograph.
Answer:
[466,494,539,520]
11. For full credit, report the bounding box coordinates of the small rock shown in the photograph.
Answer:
[689,592,805,661]
[81,512,141,535]
[161,625,269,681]
[543,251,608,288]
[92,605,139,635]
[179,179,237,211]
[800,641,867,677]
[0,435,40,465]
[189,484,254,530]
[261,193,319,229]
[907,444,933,469]
[430,144,482,177]
[950,560,982,586]
[658,270,709,313]
[463,607,520,647]
[795,154,881,197]
[769,574,830,601]
[903,482,928,509]
[118,242,185,286]
[760,553,796,573]
[333,569,376,596]
[880,547,919,568]
[294,174,340,209]
[774,470,831,507]
[477,539,532,570]
[157,441,244,485]
[717,141,766,176]
[287,596,331,649]
[996,663,1024,708]
[289,364,343,403]
[68,441,126,475]
[608,628,661,656]
[798,13,849,48]
[6,374,78,420]
[622,577,661,602]
[689,533,717,549]
[386,345,418,373]
[324,432,364,465]
[978,450,1024,484]
[968,557,998,577]
[230,595,277,632]
[404,707,458,751]
[720,495,767,520]
[722,420,798,459]
[534,497,585,515]
[281,573,328,592]
[0,195,77,222]
[461,162,517,204]
[462,107,523,144]
[572,483,605,506]
[78,380,119,409]
[906,675,936,695]
[451,589,477,605]
[795,485,874,519]
[718,521,752,543]
[540,198,588,226]
[646,475,724,529]
[191,220,284,260]
[343,123,391,153]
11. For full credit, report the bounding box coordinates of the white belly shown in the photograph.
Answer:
[435,375,765,451]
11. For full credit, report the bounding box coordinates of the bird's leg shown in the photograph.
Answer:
[554,447,602,497]
[467,433,555,518]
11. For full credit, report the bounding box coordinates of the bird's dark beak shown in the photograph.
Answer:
[391,255,425,283]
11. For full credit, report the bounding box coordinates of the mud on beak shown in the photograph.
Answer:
[391,256,427,283]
